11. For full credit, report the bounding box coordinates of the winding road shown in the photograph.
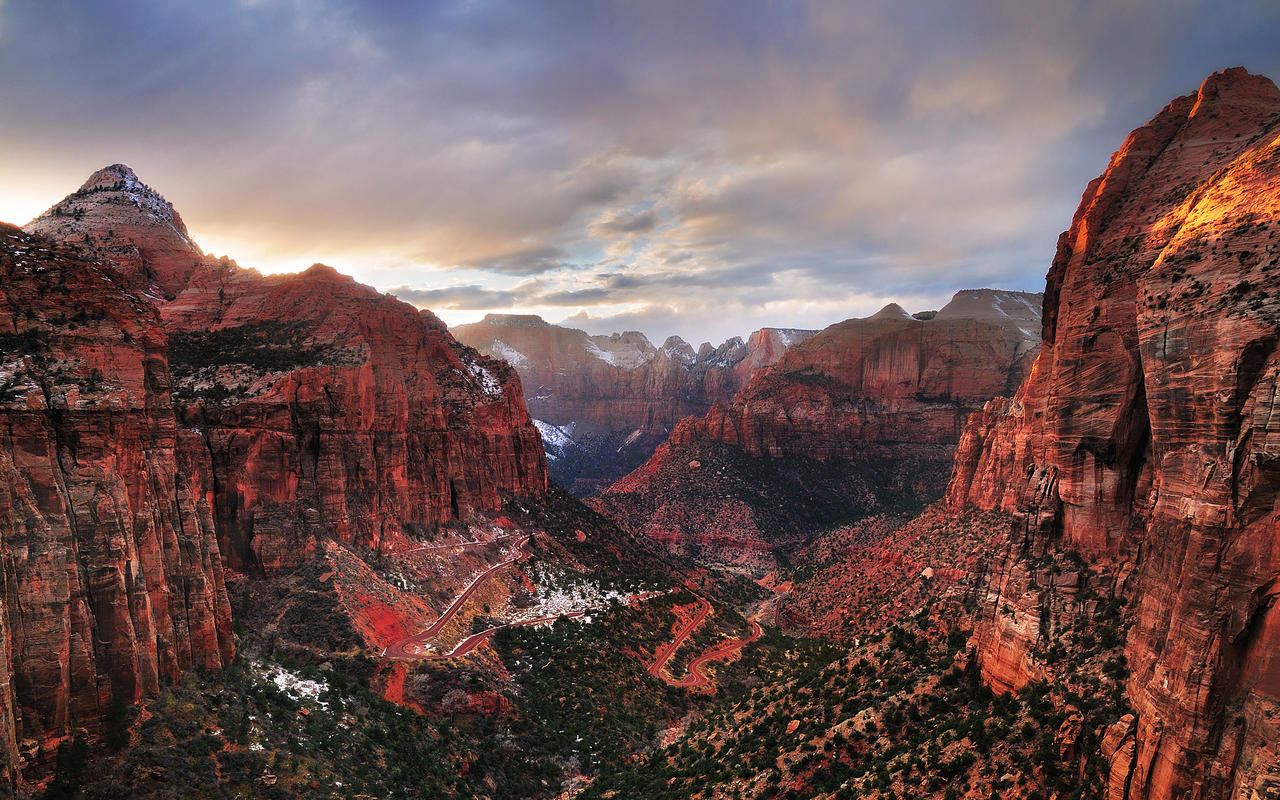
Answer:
[668,620,764,688]
[398,531,523,555]
[647,597,712,679]
[382,536,530,659]
[434,611,587,657]
[381,535,665,660]
[648,596,765,688]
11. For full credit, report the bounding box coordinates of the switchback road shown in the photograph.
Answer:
[382,536,529,659]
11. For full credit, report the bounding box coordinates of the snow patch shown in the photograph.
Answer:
[257,662,330,709]
[584,336,655,369]
[464,357,505,398]
[489,339,529,369]
[533,419,576,451]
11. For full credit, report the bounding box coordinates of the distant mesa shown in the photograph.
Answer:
[591,286,1044,570]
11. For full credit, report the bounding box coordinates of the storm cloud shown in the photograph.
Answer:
[2,0,1278,342]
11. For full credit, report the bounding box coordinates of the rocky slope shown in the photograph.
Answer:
[946,68,1280,799]
[0,223,234,782]
[25,164,205,298]
[160,263,546,573]
[454,314,815,494]
[24,166,548,575]
[593,289,1040,569]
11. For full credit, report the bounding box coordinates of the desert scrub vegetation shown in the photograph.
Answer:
[59,653,567,800]
[167,321,358,403]
[583,575,1130,800]
[167,321,334,375]
[493,595,695,773]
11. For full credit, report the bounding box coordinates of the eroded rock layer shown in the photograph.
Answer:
[23,165,548,576]
[0,224,234,781]
[454,314,815,493]
[595,289,1040,568]
[162,263,547,572]
[947,68,1280,799]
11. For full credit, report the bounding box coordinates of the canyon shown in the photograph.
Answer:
[454,314,815,494]
[0,67,1277,800]
[593,288,1041,569]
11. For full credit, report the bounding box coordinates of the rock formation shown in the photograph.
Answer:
[594,289,1040,569]
[947,68,1280,799]
[25,164,205,297]
[454,314,815,494]
[160,263,547,573]
[0,164,549,785]
[0,223,234,781]
[23,167,548,576]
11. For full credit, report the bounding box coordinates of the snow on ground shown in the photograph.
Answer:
[464,359,505,398]
[620,428,645,449]
[532,419,574,451]
[772,328,816,347]
[584,338,655,369]
[255,662,330,709]
[514,565,647,624]
[489,339,530,368]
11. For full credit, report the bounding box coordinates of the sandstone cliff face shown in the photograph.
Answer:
[24,168,548,576]
[454,314,815,494]
[947,68,1280,799]
[593,290,1040,569]
[0,224,234,781]
[162,263,547,572]
[671,289,1040,461]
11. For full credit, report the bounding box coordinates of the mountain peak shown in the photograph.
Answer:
[79,163,143,192]
[870,302,912,320]
[1196,66,1279,99]
[480,313,550,327]
[1188,66,1280,121]
[935,289,1042,327]
[24,163,202,296]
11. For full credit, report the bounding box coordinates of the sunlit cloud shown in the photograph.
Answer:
[1,0,1277,343]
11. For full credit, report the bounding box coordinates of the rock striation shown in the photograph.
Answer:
[0,164,549,784]
[668,289,1041,461]
[0,224,234,781]
[22,168,548,576]
[161,263,547,572]
[454,314,815,494]
[947,68,1280,799]
[593,289,1040,568]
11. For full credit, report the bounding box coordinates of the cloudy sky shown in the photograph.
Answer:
[2,1,1278,343]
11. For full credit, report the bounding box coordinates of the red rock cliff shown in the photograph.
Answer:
[25,167,548,574]
[162,263,547,572]
[0,224,234,783]
[453,314,815,493]
[947,68,1280,799]
[593,290,1039,569]
[671,290,1041,461]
